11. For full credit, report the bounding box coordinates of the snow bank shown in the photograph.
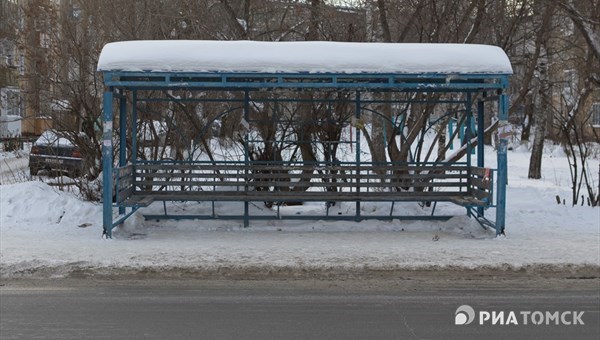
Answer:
[0,181,100,229]
[97,40,513,75]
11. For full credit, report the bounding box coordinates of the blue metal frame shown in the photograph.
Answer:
[495,91,509,235]
[477,97,486,218]
[103,71,509,91]
[100,70,510,238]
[102,89,114,238]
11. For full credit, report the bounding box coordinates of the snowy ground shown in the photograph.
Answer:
[0,144,598,278]
[0,150,29,185]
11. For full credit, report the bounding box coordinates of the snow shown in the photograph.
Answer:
[34,130,75,148]
[97,40,513,75]
[1,145,598,278]
[0,153,29,184]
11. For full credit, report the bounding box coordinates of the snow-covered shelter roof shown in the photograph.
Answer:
[97,40,513,75]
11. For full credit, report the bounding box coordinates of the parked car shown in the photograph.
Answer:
[29,130,85,177]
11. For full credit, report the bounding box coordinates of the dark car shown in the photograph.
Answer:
[29,130,85,177]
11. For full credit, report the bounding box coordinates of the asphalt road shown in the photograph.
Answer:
[1,278,599,340]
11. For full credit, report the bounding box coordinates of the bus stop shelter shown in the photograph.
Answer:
[97,41,512,238]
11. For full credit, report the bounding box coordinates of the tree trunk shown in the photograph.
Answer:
[370,95,387,165]
[437,122,447,160]
[366,0,392,167]
[528,60,550,179]
[528,1,555,179]
[484,103,493,145]
[520,94,534,144]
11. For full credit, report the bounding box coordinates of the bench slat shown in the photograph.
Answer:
[450,196,488,207]
[134,179,468,188]
[117,176,134,190]
[471,177,492,190]
[120,163,492,208]
[132,190,469,202]
[470,167,487,177]
[136,163,471,172]
[472,188,492,201]
[134,171,469,181]
[116,164,133,178]
[116,187,133,203]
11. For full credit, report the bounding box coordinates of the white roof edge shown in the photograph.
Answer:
[97,40,513,75]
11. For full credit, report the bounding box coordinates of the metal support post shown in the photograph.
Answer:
[477,99,485,166]
[118,90,127,215]
[465,93,473,170]
[495,92,509,235]
[448,117,455,150]
[243,90,250,228]
[465,93,472,217]
[355,91,361,221]
[477,98,485,217]
[102,89,114,238]
[131,91,138,162]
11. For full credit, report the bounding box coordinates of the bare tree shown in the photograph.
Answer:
[550,0,600,205]
[528,0,557,179]
[13,0,599,204]
[559,0,600,61]
[554,75,598,205]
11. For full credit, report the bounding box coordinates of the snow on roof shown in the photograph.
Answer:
[97,40,513,75]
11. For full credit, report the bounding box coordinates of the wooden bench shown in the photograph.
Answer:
[114,161,493,209]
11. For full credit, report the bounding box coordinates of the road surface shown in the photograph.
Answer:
[1,278,598,339]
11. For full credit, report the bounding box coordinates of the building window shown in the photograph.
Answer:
[19,53,24,75]
[592,103,600,128]
[563,69,577,106]
[40,33,51,49]
[0,88,22,117]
